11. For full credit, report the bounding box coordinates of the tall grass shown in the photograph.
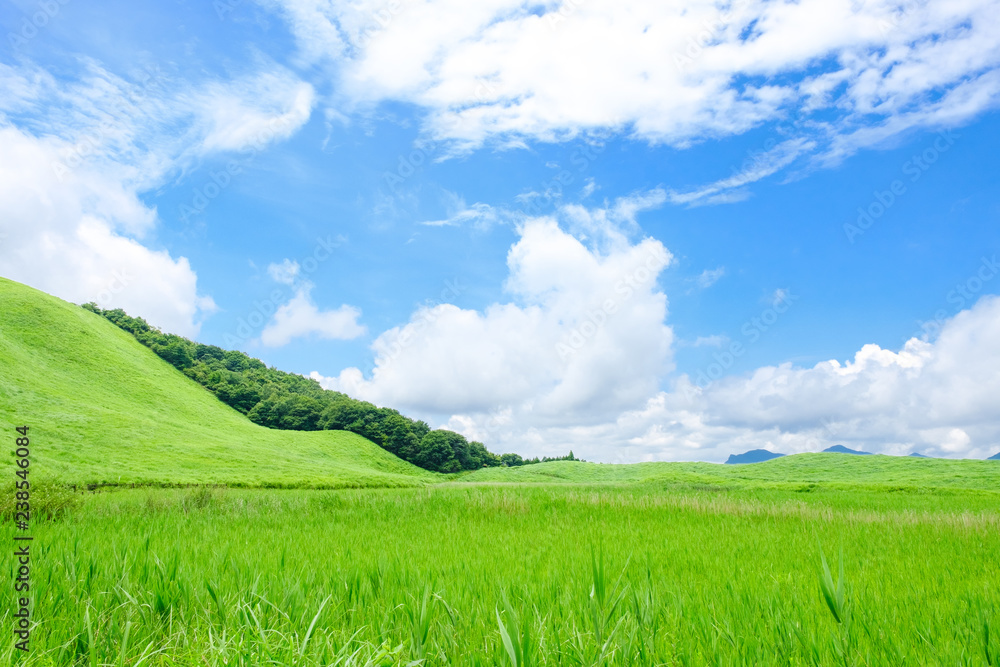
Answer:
[2,484,998,665]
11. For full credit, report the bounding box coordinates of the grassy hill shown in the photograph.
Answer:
[460,451,1000,492]
[0,277,436,488]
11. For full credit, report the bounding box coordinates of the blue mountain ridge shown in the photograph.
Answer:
[822,445,873,455]
[725,447,999,461]
[724,449,785,464]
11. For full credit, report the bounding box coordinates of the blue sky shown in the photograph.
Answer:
[2,0,999,461]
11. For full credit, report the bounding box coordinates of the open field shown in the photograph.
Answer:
[3,482,999,666]
[462,453,1000,492]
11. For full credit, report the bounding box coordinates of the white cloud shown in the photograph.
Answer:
[313,195,674,422]
[559,188,667,251]
[313,188,1000,462]
[444,295,1000,462]
[667,138,814,206]
[0,125,215,336]
[260,283,366,346]
[194,71,315,154]
[267,259,301,285]
[691,335,727,348]
[267,0,1000,188]
[693,267,726,290]
[421,195,504,229]
[770,288,792,307]
[0,58,314,335]
[630,294,1000,461]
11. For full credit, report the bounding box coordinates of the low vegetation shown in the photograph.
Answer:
[2,482,998,665]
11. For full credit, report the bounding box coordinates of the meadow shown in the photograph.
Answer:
[3,480,999,666]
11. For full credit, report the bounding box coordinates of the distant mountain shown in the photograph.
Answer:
[822,445,873,455]
[725,449,785,464]
[908,452,930,458]
[988,452,1000,460]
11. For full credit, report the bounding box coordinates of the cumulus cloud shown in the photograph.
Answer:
[313,194,675,423]
[312,187,1000,462]
[0,125,216,336]
[440,295,1000,463]
[622,294,1000,461]
[269,0,1000,177]
[0,58,314,335]
[260,283,366,347]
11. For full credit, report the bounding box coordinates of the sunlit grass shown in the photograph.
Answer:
[3,483,998,665]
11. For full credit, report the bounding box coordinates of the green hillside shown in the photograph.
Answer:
[0,277,435,488]
[461,450,1000,492]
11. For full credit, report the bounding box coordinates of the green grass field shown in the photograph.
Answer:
[2,484,999,665]
[462,452,1000,492]
[2,277,1000,665]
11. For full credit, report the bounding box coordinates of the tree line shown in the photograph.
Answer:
[82,304,578,473]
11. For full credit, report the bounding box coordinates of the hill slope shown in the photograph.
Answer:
[0,278,435,488]
[460,453,1000,492]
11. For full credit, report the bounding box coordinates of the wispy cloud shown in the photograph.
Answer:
[667,139,814,207]
[0,57,314,335]
[692,335,728,348]
[421,200,504,229]
[693,267,726,290]
[268,0,1000,192]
